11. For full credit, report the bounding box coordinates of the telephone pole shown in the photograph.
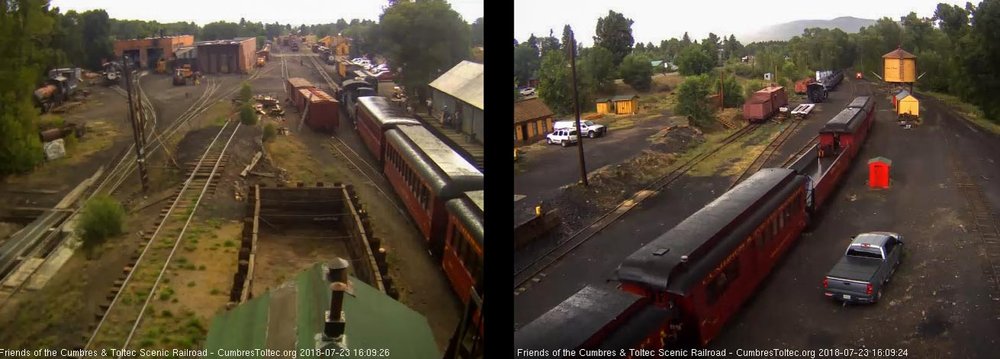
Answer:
[122,56,150,193]
[568,30,588,186]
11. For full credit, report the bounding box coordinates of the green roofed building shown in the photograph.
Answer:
[205,260,440,358]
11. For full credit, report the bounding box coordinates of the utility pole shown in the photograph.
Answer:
[122,56,150,193]
[719,69,725,109]
[568,30,588,186]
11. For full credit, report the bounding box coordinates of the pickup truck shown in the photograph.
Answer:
[823,232,904,304]
[554,120,607,138]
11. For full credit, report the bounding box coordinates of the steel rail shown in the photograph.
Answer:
[328,137,406,216]
[84,120,238,353]
[118,122,241,354]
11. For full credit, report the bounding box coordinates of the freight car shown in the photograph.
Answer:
[355,96,422,164]
[301,88,340,133]
[382,125,484,258]
[286,77,316,107]
[516,96,878,355]
[442,190,484,304]
[742,86,788,123]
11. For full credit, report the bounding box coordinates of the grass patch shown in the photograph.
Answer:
[922,91,1000,136]
[686,123,782,177]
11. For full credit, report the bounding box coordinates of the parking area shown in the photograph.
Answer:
[711,86,1000,358]
[513,114,676,223]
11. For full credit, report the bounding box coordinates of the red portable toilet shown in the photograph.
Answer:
[868,157,892,189]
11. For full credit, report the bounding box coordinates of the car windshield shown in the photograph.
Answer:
[569,131,577,136]
[584,121,594,126]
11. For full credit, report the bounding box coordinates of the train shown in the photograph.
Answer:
[515,96,877,356]
[742,86,788,123]
[336,86,484,305]
[284,77,340,133]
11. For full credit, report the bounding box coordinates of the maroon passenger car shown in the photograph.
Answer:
[382,125,483,257]
[356,96,421,164]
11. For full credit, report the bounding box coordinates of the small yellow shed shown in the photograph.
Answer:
[595,98,612,114]
[897,95,919,118]
[610,94,639,115]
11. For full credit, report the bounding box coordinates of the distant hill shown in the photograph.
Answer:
[741,16,878,43]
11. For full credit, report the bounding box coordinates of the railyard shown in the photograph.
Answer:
[513,69,1000,357]
[0,29,480,356]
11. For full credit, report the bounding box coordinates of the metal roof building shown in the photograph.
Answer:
[205,261,440,358]
[429,61,484,143]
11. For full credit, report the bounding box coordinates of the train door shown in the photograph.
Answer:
[519,123,528,143]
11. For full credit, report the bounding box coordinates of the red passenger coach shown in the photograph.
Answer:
[442,190,483,304]
[818,96,875,160]
[515,285,675,358]
[356,96,422,164]
[302,88,339,133]
[382,126,484,257]
[616,168,808,346]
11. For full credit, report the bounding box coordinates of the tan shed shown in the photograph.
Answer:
[594,98,612,114]
[611,94,639,115]
[514,98,555,144]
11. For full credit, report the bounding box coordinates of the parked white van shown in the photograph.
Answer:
[553,120,607,138]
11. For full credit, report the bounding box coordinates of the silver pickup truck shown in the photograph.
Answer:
[823,232,904,304]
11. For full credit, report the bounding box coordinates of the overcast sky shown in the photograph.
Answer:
[50,0,483,26]
[515,0,969,46]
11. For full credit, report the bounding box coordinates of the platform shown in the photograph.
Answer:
[413,110,484,172]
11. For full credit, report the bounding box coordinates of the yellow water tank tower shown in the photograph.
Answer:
[882,47,917,83]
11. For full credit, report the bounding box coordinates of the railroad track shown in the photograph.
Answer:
[0,70,260,311]
[781,136,819,168]
[327,137,406,217]
[513,123,760,290]
[84,120,241,355]
[308,54,340,93]
[729,119,804,189]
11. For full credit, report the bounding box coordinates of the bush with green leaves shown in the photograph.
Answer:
[263,123,276,142]
[239,104,257,126]
[77,196,125,249]
[673,74,715,127]
[239,82,252,103]
[619,53,653,91]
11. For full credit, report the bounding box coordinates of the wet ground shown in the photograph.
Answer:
[513,77,867,329]
[513,115,675,225]
[249,45,461,349]
[712,81,1000,358]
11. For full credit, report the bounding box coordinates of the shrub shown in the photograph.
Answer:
[239,82,252,103]
[77,196,125,251]
[673,74,715,127]
[263,123,277,142]
[239,104,257,126]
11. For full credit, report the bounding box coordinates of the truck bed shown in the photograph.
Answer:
[827,256,881,283]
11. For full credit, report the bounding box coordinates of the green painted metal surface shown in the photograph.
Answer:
[204,263,440,359]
